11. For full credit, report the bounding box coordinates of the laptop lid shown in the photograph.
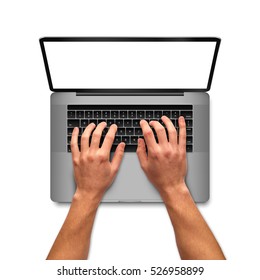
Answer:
[40,37,220,95]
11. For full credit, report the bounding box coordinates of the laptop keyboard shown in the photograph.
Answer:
[67,105,193,152]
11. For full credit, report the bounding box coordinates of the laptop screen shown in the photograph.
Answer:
[40,38,220,92]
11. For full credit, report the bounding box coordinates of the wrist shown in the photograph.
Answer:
[159,182,190,205]
[72,189,103,211]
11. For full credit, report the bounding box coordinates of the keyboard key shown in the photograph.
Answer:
[172,111,180,118]
[97,119,106,124]
[67,128,74,135]
[111,111,119,118]
[67,111,75,118]
[133,119,140,127]
[89,119,98,125]
[122,136,130,144]
[117,128,125,135]
[67,145,71,152]
[131,136,138,144]
[186,136,193,144]
[76,111,84,118]
[135,128,143,136]
[186,128,192,135]
[114,136,122,144]
[181,111,193,118]
[68,136,81,144]
[170,119,176,127]
[102,111,110,118]
[154,111,163,118]
[163,111,171,117]
[186,145,193,152]
[124,119,132,127]
[146,111,153,118]
[120,111,127,118]
[126,128,134,135]
[107,119,114,126]
[85,111,93,118]
[137,111,145,118]
[68,119,79,127]
[185,119,193,127]
[94,111,101,118]
[159,119,165,126]
[115,119,123,127]
[128,111,136,118]
[80,119,89,127]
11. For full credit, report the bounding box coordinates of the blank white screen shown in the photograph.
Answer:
[44,41,216,89]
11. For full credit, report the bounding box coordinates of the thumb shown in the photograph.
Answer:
[136,138,147,169]
[111,142,125,174]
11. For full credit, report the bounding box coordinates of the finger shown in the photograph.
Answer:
[71,127,80,158]
[101,124,117,156]
[111,142,126,175]
[90,122,107,150]
[140,119,157,149]
[149,120,167,145]
[178,116,186,151]
[81,123,96,154]
[136,137,147,169]
[161,116,177,145]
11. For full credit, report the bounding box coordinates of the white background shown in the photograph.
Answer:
[1,0,260,279]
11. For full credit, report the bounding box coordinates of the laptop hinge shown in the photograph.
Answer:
[76,91,184,96]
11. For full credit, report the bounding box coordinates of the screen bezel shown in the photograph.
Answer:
[39,37,221,94]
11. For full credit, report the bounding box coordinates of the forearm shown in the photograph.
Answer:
[162,184,225,260]
[47,192,100,260]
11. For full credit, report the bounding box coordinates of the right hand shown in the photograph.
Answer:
[136,116,188,199]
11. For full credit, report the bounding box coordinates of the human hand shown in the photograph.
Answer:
[71,122,125,203]
[136,116,188,200]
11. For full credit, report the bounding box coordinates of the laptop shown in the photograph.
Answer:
[40,37,220,203]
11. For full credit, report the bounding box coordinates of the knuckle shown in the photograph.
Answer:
[81,133,89,141]
[70,141,77,148]
[163,148,172,158]
[140,163,146,170]
[157,127,164,133]
[93,130,101,138]
[72,157,79,166]
[87,153,95,162]
[149,149,159,160]
[144,129,153,137]
[112,165,119,173]
[105,133,114,142]
[98,152,107,161]
[167,128,175,134]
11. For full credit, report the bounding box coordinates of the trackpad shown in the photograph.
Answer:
[103,153,161,201]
